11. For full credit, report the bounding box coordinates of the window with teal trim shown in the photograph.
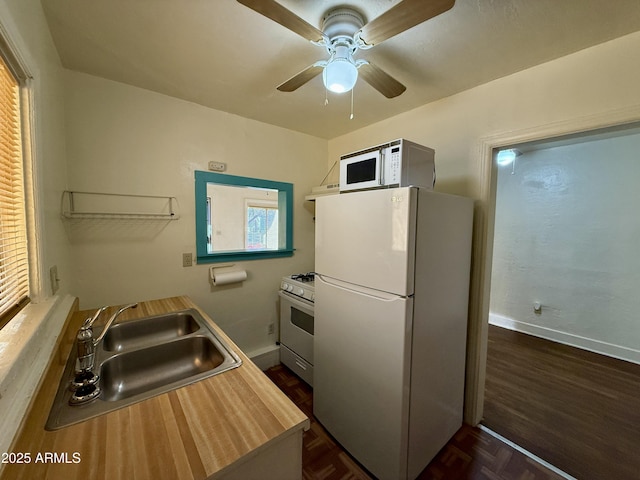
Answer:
[195,171,294,263]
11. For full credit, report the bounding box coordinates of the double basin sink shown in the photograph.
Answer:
[46,309,242,430]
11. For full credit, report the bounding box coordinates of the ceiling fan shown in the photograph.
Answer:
[237,0,455,98]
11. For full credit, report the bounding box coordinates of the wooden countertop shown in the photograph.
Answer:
[1,296,309,480]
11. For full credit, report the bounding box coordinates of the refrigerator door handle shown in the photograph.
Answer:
[316,274,406,302]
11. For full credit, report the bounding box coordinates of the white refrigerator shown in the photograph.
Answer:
[314,187,473,480]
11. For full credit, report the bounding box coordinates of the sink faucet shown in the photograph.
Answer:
[75,303,138,373]
[92,303,138,345]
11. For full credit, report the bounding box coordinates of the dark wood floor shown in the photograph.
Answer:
[266,364,565,480]
[483,325,640,480]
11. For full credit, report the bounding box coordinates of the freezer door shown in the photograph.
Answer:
[313,274,413,479]
[315,187,417,296]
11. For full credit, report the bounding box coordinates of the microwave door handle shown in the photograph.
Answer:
[378,149,384,185]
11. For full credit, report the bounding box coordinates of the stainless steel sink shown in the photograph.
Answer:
[102,311,200,352]
[101,336,225,401]
[46,309,242,430]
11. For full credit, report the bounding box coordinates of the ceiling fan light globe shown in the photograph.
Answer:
[323,58,358,93]
[496,148,521,166]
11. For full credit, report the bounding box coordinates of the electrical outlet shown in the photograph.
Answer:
[182,253,193,267]
[267,323,275,335]
[208,161,226,172]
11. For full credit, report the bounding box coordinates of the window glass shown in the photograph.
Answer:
[246,205,278,250]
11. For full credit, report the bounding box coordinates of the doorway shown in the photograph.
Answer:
[481,123,640,479]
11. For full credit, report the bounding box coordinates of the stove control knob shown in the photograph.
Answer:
[294,287,304,296]
[282,282,289,291]
[310,293,315,301]
[287,285,294,292]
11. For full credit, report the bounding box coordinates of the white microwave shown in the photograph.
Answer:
[339,139,435,192]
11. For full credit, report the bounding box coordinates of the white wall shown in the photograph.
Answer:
[490,130,640,363]
[63,71,326,356]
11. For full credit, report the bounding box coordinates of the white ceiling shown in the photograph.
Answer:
[42,0,640,139]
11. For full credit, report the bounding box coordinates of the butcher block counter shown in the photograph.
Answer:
[0,296,309,480]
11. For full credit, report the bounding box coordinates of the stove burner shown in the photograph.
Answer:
[291,272,315,282]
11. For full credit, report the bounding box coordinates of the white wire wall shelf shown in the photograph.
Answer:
[61,190,179,220]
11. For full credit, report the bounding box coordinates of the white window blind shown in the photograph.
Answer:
[0,51,29,327]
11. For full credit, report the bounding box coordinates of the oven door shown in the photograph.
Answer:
[279,291,314,364]
[339,149,382,192]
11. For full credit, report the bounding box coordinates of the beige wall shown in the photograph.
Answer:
[63,71,327,356]
[327,30,640,421]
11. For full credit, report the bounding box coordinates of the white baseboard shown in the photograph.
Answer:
[247,344,280,370]
[489,313,640,365]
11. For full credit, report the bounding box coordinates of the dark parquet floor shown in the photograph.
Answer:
[483,325,640,480]
[265,364,565,480]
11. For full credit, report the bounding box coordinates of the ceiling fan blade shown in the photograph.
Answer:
[277,64,324,92]
[237,0,324,43]
[358,63,406,98]
[359,0,455,46]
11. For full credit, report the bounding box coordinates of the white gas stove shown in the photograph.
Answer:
[279,272,315,386]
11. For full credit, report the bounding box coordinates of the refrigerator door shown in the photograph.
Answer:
[314,274,413,479]
[315,187,417,296]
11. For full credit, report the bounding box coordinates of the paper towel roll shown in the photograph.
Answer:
[210,269,247,286]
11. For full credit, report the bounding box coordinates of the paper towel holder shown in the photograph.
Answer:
[209,264,247,286]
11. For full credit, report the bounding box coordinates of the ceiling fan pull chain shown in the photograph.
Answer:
[324,87,329,106]
[350,88,354,120]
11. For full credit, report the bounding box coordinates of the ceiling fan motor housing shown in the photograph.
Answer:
[322,8,365,49]
[319,8,365,93]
